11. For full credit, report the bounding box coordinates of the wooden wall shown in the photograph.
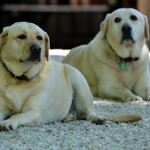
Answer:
[138,0,150,49]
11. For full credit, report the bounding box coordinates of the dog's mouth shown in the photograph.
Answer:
[120,33,135,44]
[20,44,41,63]
[19,54,41,63]
[26,51,41,62]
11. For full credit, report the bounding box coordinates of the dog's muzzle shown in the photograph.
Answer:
[28,44,41,62]
[121,24,134,43]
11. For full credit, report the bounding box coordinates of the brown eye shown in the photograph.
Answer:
[130,15,138,21]
[17,34,26,39]
[37,36,43,40]
[114,17,121,23]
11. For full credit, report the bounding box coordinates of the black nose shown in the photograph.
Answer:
[31,45,41,51]
[28,45,41,61]
[122,24,131,32]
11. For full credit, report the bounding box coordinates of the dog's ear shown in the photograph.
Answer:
[0,26,9,49]
[100,14,110,38]
[143,15,149,40]
[44,32,50,61]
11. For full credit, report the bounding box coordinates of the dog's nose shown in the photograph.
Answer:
[28,44,41,61]
[122,24,131,32]
[31,45,41,51]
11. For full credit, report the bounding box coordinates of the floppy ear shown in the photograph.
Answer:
[44,32,50,61]
[0,26,9,49]
[100,14,110,38]
[144,15,149,40]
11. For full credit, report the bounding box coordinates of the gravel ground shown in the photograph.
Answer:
[0,50,150,150]
[1,99,150,150]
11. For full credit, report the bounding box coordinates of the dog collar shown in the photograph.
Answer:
[2,61,30,81]
[121,57,139,62]
[120,57,139,70]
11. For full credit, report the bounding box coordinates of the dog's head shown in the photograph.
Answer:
[100,8,149,58]
[0,22,50,78]
[0,22,49,62]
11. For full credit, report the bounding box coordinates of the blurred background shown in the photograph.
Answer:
[0,0,150,49]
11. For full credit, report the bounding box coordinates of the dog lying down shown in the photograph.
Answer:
[0,22,141,130]
[62,8,150,102]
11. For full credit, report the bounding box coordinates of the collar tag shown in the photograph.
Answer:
[120,62,126,70]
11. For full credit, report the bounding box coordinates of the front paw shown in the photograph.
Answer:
[126,96,143,102]
[0,120,18,131]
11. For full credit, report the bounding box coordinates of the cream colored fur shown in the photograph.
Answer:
[0,22,142,130]
[62,8,150,102]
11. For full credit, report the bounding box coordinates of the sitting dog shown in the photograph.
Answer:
[0,22,141,130]
[62,8,150,102]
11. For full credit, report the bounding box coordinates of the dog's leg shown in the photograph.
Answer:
[134,85,150,101]
[0,100,12,121]
[98,85,143,102]
[0,109,41,130]
[67,65,105,124]
[133,71,150,101]
[0,111,10,122]
[73,91,106,124]
[0,113,5,122]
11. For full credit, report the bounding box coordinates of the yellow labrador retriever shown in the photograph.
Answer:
[0,22,141,130]
[62,8,150,102]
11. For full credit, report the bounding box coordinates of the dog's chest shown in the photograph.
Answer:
[1,84,32,113]
[121,65,141,88]
[6,86,25,112]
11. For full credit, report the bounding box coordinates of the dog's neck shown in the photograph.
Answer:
[1,56,46,82]
[2,61,30,81]
[105,37,139,70]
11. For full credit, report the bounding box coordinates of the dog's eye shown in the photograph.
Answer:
[130,15,138,21]
[17,34,26,40]
[37,36,43,41]
[114,17,121,23]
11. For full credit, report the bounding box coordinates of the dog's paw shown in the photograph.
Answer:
[0,120,18,131]
[87,115,106,125]
[63,114,76,123]
[126,96,143,102]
